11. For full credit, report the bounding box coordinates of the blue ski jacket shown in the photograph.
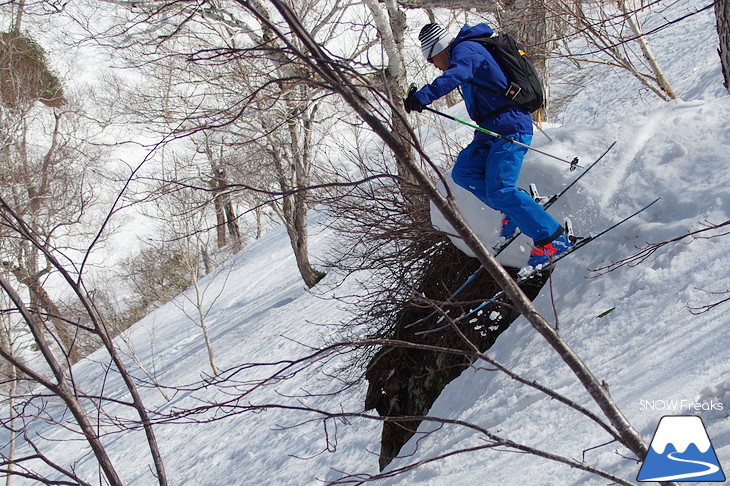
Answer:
[413,23,533,140]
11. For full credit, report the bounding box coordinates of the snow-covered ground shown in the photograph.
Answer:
[5,1,730,485]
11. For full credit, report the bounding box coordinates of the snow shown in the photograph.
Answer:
[5,1,730,485]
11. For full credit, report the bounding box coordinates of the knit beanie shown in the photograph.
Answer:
[419,23,451,61]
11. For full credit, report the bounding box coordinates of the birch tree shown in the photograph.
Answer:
[616,0,677,99]
[198,134,242,252]
[553,0,677,101]
[717,0,730,91]
[361,0,422,197]
[494,0,558,120]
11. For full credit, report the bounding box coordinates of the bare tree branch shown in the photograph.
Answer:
[395,0,495,10]
[591,219,730,275]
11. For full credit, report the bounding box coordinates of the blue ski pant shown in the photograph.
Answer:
[451,134,562,247]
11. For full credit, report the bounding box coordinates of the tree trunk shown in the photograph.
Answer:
[497,0,556,120]
[287,106,323,289]
[210,181,228,249]
[286,198,323,289]
[191,279,219,375]
[717,0,730,91]
[264,106,323,289]
[397,0,495,10]
[364,0,426,207]
[276,182,322,289]
[618,0,677,100]
[11,266,81,364]
[204,139,241,250]
[223,195,241,251]
[1,328,18,486]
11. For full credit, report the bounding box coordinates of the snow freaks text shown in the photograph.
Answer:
[639,399,725,412]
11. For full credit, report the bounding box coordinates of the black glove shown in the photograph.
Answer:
[403,85,424,114]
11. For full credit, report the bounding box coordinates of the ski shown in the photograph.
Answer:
[492,141,617,253]
[517,197,660,280]
[415,197,660,335]
[404,141,617,330]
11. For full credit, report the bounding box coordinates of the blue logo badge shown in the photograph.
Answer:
[638,415,725,482]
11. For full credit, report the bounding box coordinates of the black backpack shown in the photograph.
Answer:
[467,33,544,120]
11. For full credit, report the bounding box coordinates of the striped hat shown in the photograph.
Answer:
[419,23,451,61]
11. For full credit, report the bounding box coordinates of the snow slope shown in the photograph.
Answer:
[382,93,730,485]
[6,1,730,485]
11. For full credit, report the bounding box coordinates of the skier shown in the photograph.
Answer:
[404,22,571,269]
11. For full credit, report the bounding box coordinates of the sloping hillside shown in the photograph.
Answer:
[7,1,729,485]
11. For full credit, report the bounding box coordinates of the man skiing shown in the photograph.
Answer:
[404,22,571,269]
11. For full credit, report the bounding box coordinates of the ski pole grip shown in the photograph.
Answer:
[570,157,580,172]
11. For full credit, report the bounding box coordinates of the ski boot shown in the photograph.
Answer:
[526,220,575,270]
[493,215,518,250]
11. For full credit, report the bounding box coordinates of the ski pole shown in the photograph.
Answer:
[421,105,581,170]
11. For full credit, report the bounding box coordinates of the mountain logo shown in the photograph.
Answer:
[637,415,726,482]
